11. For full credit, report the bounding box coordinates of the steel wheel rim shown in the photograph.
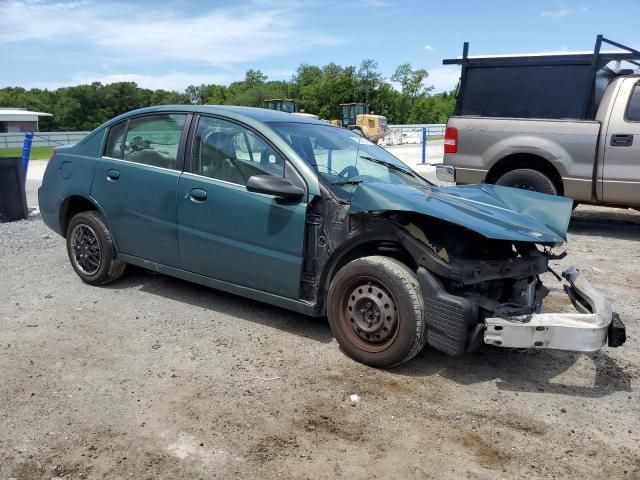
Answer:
[340,277,399,353]
[70,224,102,275]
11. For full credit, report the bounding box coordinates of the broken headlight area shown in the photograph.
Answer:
[393,215,625,356]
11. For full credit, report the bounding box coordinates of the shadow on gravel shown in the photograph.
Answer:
[104,266,334,344]
[569,207,640,240]
[395,347,632,398]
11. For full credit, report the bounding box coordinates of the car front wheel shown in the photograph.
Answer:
[66,211,126,285]
[327,256,427,368]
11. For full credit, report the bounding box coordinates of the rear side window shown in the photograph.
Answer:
[123,114,187,169]
[626,84,640,122]
[104,121,126,159]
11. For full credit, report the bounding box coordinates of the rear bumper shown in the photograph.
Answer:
[435,165,456,183]
[484,268,625,351]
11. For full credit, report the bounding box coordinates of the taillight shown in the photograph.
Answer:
[444,127,458,154]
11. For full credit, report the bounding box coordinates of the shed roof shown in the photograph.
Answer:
[0,108,53,117]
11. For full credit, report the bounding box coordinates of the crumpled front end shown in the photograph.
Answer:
[346,181,624,356]
[379,213,626,356]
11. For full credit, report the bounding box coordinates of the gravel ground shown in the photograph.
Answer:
[1,173,639,479]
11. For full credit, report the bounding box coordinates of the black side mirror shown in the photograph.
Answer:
[246,175,305,201]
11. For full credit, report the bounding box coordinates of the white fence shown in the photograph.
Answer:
[0,125,447,150]
[0,131,90,149]
[383,124,445,146]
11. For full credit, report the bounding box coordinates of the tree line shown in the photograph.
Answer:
[0,60,457,131]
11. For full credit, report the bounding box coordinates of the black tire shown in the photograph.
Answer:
[66,211,126,285]
[327,256,427,368]
[495,168,558,196]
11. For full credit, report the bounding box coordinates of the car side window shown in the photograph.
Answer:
[123,114,187,169]
[626,84,640,122]
[192,116,285,184]
[104,121,126,159]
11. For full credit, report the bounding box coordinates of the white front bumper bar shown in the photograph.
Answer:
[484,268,613,352]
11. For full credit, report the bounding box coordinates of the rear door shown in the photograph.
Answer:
[602,78,640,205]
[177,115,308,299]
[91,113,189,266]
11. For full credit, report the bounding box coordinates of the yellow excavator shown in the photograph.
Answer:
[263,99,319,119]
[331,103,388,143]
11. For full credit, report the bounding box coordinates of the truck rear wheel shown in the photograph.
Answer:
[327,256,427,368]
[495,168,558,195]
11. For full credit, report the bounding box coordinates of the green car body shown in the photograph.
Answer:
[39,105,623,367]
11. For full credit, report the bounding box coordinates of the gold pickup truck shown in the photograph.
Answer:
[437,35,640,208]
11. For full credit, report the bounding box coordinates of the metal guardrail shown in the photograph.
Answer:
[0,131,90,149]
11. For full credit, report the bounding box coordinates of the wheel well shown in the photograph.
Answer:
[318,240,416,314]
[60,196,98,237]
[486,154,564,196]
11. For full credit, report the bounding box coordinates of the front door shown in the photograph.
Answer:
[177,115,308,299]
[602,79,640,206]
[91,113,188,266]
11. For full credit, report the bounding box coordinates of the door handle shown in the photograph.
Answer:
[610,134,633,147]
[189,188,207,202]
[106,169,120,181]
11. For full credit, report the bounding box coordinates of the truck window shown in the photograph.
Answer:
[626,84,640,122]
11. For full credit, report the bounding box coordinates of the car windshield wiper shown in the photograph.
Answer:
[331,179,364,186]
[358,155,414,175]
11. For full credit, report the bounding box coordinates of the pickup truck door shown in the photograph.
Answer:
[602,78,640,206]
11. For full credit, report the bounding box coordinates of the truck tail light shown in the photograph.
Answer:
[444,127,458,154]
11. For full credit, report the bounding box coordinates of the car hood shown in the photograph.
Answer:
[349,182,573,243]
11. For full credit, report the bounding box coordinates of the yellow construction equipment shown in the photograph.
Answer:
[264,98,298,113]
[333,103,388,143]
[263,99,319,119]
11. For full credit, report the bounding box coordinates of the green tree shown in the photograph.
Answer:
[391,63,433,103]
[357,58,382,108]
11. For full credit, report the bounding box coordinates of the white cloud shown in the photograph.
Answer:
[361,0,398,7]
[424,44,434,51]
[427,67,460,93]
[541,4,587,19]
[72,72,235,91]
[0,0,343,67]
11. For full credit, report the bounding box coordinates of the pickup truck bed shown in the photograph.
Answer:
[444,116,601,201]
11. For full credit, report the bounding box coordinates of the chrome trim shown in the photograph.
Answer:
[100,156,179,174]
[180,171,246,189]
[435,164,456,183]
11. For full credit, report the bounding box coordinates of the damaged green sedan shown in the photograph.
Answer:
[38,106,626,367]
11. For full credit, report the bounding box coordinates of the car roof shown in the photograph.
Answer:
[107,104,328,126]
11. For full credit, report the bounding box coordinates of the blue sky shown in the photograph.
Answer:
[1,0,639,93]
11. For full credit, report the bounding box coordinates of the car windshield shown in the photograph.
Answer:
[269,122,426,199]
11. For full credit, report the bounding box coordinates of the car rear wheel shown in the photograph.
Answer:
[495,168,558,195]
[327,256,427,368]
[66,211,126,285]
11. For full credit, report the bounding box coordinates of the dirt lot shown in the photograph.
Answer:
[1,178,639,478]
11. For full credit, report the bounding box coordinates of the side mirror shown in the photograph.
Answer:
[246,175,305,201]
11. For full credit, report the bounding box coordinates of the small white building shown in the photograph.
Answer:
[0,108,52,133]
